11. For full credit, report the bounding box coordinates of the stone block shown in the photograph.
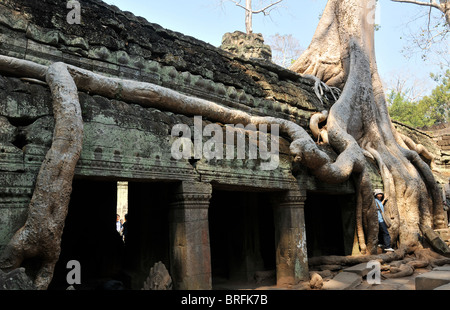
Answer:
[322,272,362,290]
[433,265,450,272]
[415,271,450,290]
[435,229,450,242]
[343,263,372,277]
[434,283,450,290]
[421,225,450,255]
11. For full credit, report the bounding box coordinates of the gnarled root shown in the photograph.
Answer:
[399,133,436,169]
[309,111,329,143]
[308,245,412,267]
[0,62,83,290]
[310,246,450,279]
[384,263,414,278]
[303,74,341,103]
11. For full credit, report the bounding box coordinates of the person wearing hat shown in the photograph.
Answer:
[374,189,395,252]
[444,178,450,227]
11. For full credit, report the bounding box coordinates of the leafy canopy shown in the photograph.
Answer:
[388,70,450,128]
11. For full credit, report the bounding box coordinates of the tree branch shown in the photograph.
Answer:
[252,0,284,14]
[228,0,249,12]
[227,0,284,14]
[391,0,442,11]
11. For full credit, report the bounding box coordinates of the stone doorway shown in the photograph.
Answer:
[49,179,173,290]
[49,178,125,290]
[123,181,172,289]
[304,192,357,258]
[208,189,276,289]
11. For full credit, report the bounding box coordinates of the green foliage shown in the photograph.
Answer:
[424,70,450,124]
[388,70,450,128]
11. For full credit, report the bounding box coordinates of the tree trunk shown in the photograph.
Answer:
[291,0,447,253]
[444,4,450,26]
[245,0,253,34]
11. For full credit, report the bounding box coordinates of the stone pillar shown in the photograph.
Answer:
[116,181,128,219]
[273,188,309,286]
[169,181,212,290]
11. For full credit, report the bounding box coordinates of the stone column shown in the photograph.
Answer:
[116,181,128,219]
[169,181,212,290]
[273,188,309,286]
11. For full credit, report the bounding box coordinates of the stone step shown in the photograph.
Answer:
[433,265,450,272]
[434,283,450,290]
[342,262,372,277]
[322,272,362,290]
[415,271,450,290]
[435,228,450,242]
[435,229,450,247]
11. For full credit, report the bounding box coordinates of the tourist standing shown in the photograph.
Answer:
[374,189,395,252]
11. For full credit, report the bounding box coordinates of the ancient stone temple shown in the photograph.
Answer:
[0,0,448,290]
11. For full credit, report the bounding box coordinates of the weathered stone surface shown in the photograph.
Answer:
[0,267,36,290]
[421,225,450,255]
[142,261,173,290]
[0,0,327,123]
[169,182,213,290]
[433,264,450,272]
[343,262,372,277]
[322,272,362,290]
[435,229,450,245]
[394,122,450,179]
[415,271,450,290]
[221,31,272,61]
[434,283,450,290]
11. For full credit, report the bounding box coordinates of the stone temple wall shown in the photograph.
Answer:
[0,0,331,249]
[430,126,450,173]
[393,121,450,182]
[0,0,342,288]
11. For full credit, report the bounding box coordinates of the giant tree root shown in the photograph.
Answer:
[290,0,447,254]
[308,246,413,267]
[0,62,83,290]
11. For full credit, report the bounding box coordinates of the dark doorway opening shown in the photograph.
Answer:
[49,178,125,290]
[124,181,171,289]
[49,179,172,290]
[304,192,356,258]
[208,189,276,289]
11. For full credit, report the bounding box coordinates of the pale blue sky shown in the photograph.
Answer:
[103,0,447,94]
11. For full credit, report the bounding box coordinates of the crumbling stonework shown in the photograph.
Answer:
[430,126,450,172]
[142,261,172,290]
[220,31,272,61]
[393,121,450,182]
[0,267,36,290]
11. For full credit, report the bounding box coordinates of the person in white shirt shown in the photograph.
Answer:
[116,214,122,233]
